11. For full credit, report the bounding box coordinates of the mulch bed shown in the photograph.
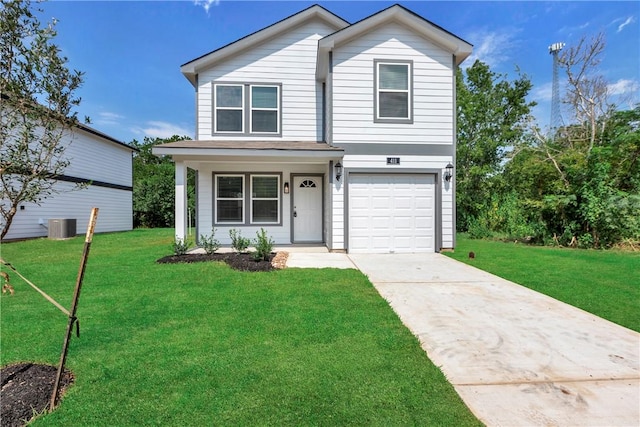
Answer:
[1,363,73,427]
[157,251,289,272]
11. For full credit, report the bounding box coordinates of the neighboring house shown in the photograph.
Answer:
[2,123,135,240]
[154,4,472,253]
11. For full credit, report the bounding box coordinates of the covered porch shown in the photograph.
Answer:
[152,140,344,249]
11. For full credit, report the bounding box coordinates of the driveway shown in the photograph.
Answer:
[348,253,640,427]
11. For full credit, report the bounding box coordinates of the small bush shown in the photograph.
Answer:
[173,237,191,255]
[253,228,275,261]
[229,229,251,253]
[199,229,221,254]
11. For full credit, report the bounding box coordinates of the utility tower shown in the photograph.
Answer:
[549,42,565,138]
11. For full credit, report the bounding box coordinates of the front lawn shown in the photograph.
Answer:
[445,235,640,332]
[1,229,480,426]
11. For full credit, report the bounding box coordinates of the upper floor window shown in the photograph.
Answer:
[214,83,281,135]
[374,60,413,124]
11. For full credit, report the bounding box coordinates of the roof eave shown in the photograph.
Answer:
[316,4,473,80]
[182,5,349,88]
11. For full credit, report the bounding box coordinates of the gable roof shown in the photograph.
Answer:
[316,4,473,80]
[180,4,349,87]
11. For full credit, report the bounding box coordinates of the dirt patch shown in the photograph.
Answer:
[157,251,288,272]
[1,363,74,427]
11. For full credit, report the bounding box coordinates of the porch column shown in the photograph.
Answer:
[175,160,187,242]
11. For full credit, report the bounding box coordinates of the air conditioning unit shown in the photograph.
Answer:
[48,219,77,239]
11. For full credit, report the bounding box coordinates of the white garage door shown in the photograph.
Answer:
[349,174,435,253]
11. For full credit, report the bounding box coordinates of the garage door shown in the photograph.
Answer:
[349,174,435,253]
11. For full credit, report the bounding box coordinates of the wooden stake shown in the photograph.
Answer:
[50,208,99,411]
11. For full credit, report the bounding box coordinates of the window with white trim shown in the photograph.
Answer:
[215,175,244,223]
[213,83,280,134]
[251,175,280,223]
[375,60,413,123]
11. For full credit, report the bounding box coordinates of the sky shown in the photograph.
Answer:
[33,0,640,143]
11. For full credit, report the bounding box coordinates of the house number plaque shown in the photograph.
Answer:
[387,157,400,165]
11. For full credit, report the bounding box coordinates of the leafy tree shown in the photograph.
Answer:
[132,135,195,228]
[0,0,84,239]
[456,60,535,231]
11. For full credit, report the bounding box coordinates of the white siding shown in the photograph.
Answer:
[189,161,327,245]
[197,20,336,141]
[4,182,133,240]
[2,127,134,240]
[331,22,455,145]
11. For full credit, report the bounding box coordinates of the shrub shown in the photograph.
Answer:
[229,229,250,253]
[173,236,191,255]
[253,228,275,261]
[199,228,221,254]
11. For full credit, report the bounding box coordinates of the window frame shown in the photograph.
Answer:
[214,174,245,224]
[213,173,283,226]
[250,174,280,224]
[250,85,280,134]
[212,82,282,136]
[374,59,413,124]
[214,84,245,133]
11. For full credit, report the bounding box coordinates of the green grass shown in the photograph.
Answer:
[445,234,640,332]
[1,229,480,426]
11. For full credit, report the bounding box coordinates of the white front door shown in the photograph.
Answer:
[293,176,323,242]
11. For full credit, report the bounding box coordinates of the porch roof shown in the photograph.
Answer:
[152,140,344,160]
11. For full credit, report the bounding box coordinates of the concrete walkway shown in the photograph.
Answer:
[346,253,640,427]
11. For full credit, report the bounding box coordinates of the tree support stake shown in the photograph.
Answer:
[50,207,99,411]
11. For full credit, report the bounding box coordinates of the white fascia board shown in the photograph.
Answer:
[152,147,344,159]
[182,5,348,87]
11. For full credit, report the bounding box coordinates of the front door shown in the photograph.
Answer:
[293,176,323,242]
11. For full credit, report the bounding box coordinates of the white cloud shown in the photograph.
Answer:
[464,29,519,68]
[608,79,640,95]
[133,121,193,139]
[532,82,553,102]
[95,111,124,126]
[616,16,636,33]
[194,0,220,14]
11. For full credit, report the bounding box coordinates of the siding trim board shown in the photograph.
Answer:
[53,174,133,192]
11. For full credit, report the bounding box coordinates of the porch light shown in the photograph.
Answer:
[284,182,290,194]
[444,163,454,182]
[335,162,343,181]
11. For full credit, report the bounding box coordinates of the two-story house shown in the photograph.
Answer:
[153,4,472,253]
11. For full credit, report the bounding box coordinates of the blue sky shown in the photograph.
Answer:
[37,0,639,143]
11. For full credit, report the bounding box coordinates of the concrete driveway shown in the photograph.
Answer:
[348,253,640,427]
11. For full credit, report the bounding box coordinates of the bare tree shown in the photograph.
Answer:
[559,32,614,151]
[0,0,84,239]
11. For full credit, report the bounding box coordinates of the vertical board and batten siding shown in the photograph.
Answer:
[3,128,134,240]
[191,161,327,245]
[196,20,336,141]
[331,23,455,145]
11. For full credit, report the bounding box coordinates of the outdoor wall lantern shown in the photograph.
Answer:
[444,163,454,182]
[335,162,343,181]
[284,182,290,194]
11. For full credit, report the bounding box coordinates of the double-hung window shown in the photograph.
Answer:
[215,175,244,223]
[214,83,280,134]
[214,174,281,225]
[215,85,244,133]
[375,60,413,123]
[251,175,279,223]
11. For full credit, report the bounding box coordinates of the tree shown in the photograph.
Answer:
[132,135,195,228]
[456,60,535,232]
[506,34,640,247]
[0,0,84,239]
